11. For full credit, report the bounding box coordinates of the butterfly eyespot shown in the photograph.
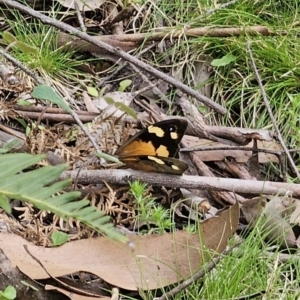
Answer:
[169,125,177,132]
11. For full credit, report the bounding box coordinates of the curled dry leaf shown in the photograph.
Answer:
[0,202,239,292]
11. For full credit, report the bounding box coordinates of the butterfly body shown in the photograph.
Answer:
[115,119,188,175]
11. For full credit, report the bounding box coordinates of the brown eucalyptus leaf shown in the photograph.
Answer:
[0,202,239,291]
[241,196,297,248]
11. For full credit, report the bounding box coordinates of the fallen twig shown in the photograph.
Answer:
[59,25,272,45]
[60,169,300,199]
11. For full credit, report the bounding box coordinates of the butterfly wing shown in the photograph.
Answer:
[115,119,188,175]
[121,155,188,175]
[116,119,187,158]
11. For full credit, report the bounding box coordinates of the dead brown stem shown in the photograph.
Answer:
[60,169,300,199]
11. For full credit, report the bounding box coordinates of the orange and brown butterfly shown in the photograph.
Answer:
[115,119,188,175]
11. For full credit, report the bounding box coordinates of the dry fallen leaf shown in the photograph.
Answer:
[0,202,239,291]
[241,196,298,248]
[183,136,281,164]
[56,0,105,11]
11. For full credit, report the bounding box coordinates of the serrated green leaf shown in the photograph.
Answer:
[0,153,127,243]
[87,86,99,97]
[31,85,71,112]
[211,54,237,67]
[0,153,45,179]
[51,231,69,246]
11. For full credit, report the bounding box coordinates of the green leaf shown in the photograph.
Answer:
[104,97,137,119]
[15,41,39,55]
[16,99,32,106]
[2,31,38,54]
[99,86,106,97]
[94,152,122,164]
[16,118,27,129]
[20,281,38,291]
[2,31,16,43]
[0,153,127,243]
[87,86,99,97]
[0,140,20,154]
[211,54,237,67]
[51,231,69,246]
[31,85,71,112]
[0,286,16,300]
[0,194,11,213]
[104,96,115,105]
[114,102,137,119]
[118,79,132,92]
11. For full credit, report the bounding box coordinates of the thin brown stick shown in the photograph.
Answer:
[13,105,99,115]
[60,169,300,198]
[155,244,239,300]
[0,0,226,114]
[97,25,272,43]
[246,41,300,180]
[15,110,96,123]
[0,48,43,84]
[181,145,282,156]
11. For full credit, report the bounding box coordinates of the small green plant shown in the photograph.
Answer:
[129,180,173,234]
[2,7,90,87]
[51,231,69,246]
[0,286,16,300]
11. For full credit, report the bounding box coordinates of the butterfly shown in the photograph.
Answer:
[115,119,188,175]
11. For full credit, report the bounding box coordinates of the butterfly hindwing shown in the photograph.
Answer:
[121,156,188,175]
[115,119,188,174]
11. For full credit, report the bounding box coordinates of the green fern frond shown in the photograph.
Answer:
[0,153,127,243]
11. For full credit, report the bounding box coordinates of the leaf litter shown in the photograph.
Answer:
[0,1,298,299]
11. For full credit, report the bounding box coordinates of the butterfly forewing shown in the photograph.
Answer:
[115,119,188,174]
[116,119,187,157]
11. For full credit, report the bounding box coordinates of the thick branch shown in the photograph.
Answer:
[60,169,300,199]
